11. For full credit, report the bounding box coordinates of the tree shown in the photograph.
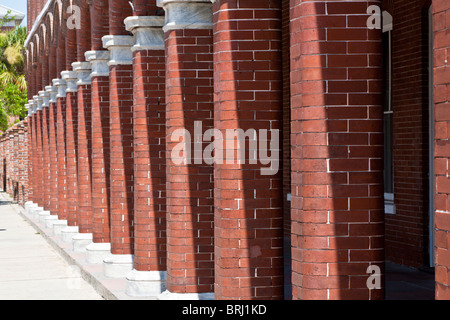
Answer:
[0,13,27,132]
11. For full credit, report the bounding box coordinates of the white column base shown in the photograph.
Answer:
[38,210,51,223]
[44,215,59,228]
[157,290,215,300]
[25,202,37,214]
[61,226,79,243]
[72,233,93,252]
[31,207,43,220]
[125,269,167,297]
[103,254,134,278]
[86,242,111,264]
[52,220,68,235]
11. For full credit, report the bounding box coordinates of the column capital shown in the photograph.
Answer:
[102,35,134,66]
[72,61,92,85]
[25,104,32,117]
[46,85,58,104]
[29,99,36,114]
[156,0,213,32]
[34,95,43,111]
[85,50,110,77]
[53,78,68,98]
[39,90,50,108]
[124,16,165,52]
[61,70,78,93]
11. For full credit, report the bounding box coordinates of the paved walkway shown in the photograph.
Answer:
[0,192,104,300]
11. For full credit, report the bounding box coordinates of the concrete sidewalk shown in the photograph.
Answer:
[0,192,104,300]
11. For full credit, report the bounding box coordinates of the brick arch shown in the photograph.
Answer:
[38,24,47,56]
[33,34,40,59]
[44,12,55,48]
[52,0,64,42]
[28,42,35,66]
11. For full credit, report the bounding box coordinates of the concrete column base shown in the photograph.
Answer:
[38,211,51,223]
[103,254,134,278]
[61,226,79,243]
[157,290,214,300]
[52,220,68,235]
[31,207,43,220]
[25,202,37,214]
[125,269,167,297]
[44,215,58,228]
[72,233,93,252]
[86,242,111,264]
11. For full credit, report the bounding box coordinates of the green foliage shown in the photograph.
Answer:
[0,10,15,29]
[0,21,27,132]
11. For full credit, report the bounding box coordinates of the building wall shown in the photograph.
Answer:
[0,121,29,206]
[18,0,450,300]
[384,0,432,268]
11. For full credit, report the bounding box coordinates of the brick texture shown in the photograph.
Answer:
[212,0,285,300]
[133,48,167,272]
[65,92,79,227]
[165,27,215,294]
[433,0,450,300]
[290,0,385,300]
[77,84,94,233]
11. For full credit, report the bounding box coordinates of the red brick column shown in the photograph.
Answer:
[102,33,135,277]
[61,70,80,237]
[290,0,385,300]
[124,15,167,296]
[34,95,44,209]
[212,0,284,300]
[46,85,59,217]
[28,100,40,211]
[53,78,68,224]
[83,0,112,263]
[98,0,134,278]
[25,104,34,207]
[85,50,112,263]
[12,128,19,202]
[157,0,215,300]
[39,90,51,213]
[433,0,450,300]
[18,123,28,206]
[72,61,94,249]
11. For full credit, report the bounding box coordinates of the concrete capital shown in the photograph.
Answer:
[34,95,43,111]
[61,70,78,93]
[157,0,213,32]
[25,104,32,117]
[46,85,58,103]
[29,99,37,114]
[53,78,67,98]
[72,61,92,85]
[102,35,134,66]
[38,90,50,108]
[85,50,110,77]
[124,16,165,52]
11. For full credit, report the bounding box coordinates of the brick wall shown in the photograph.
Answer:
[0,121,29,206]
[384,0,432,268]
[433,0,450,300]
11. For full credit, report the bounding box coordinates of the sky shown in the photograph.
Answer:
[1,0,27,26]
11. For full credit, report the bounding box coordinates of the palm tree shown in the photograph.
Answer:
[0,23,27,131]
[0,26,27,91]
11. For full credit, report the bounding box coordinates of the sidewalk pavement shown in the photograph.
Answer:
[0,192,104,300]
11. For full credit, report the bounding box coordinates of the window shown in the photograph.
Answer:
[383,11,395,215]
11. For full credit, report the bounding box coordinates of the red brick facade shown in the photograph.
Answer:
[2,0,445,300]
